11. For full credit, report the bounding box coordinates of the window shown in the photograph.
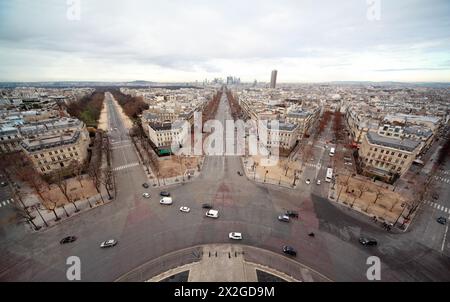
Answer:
[34,155,39,159]
[49,152,53,155]
[381,150,384,154]
[397,167,401,172]
[374,148,378,152]
[391,152,395,155]
[41,167,45,172]
[51,157,55,161]
[404,155,408,159]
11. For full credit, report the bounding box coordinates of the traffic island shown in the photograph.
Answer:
[328,175,414,230]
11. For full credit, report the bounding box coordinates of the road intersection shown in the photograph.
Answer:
[0,90,449,282]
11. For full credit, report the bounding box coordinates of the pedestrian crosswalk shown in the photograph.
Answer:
[113,162,140,172]
[424,200,450,214]
[112,144,132,150]
[434,175,450,184]
[304,162,322,169]
[0,198,13,208]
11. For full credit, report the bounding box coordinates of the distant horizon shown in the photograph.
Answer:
[1,79,450,85]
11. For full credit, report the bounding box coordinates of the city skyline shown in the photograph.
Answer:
[0,0,449,83]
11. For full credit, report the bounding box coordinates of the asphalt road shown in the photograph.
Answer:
[0,90,449,281]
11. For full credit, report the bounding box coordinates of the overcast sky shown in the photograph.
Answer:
[0,0,449,82]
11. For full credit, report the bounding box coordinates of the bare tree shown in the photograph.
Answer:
[88,164,105,203]
[101,168,113,200]
[357,183,369,198]
[72,160,85,188]
[48,201,61,221]
[54,168,79,212]
[373,188,384,205]
[13,203,40,230]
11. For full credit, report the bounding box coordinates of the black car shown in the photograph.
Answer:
[237,171,243,176]
[160,191,171,197]
[282,246,297,256]
[437,217,447,225]
[359,237,377,246]
[202,203,213,209]
[285,211,299,218]
[60,236,77,244]
[432,193,439,200]
[142,183,149,188]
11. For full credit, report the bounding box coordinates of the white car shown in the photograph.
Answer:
[100,239,117,248]
[316,180,321,185]
[160,197,173,205]
[305,179,311,185]
[180,206,190,213]
[229,232,243,240]
[205,209,219,218]
[142,193,150,198]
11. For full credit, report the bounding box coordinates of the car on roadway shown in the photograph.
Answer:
[437,217,447,225]
[100,239,117,248]
[359,237,378,246]
[432,193,439,200]
[160,191,171,197]
[205,209,219,218]
[142,193,150,198]
[285,211,299,218]
[142,183,149,188]
[305,179,311,185]
[160,197,173,205]
[282,246,297,256]
[0,181,7,187]
[278,214,290,222]
[316,180,321,185]
[229,232,243,240]
[60,236,77,244]
[237,171,243,176]
[202,203,213,209]
[180,206,190,213]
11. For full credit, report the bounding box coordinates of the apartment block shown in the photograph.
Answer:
[19,118,90,175]
[147,121,189,156]
[358,131,421,182]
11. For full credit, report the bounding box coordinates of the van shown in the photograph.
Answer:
[329,147,335,157]
[205,209,219,218]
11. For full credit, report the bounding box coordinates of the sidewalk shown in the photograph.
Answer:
[241,157,297,189]
[25,191,111,231]
[328,174,415,232]
[132,136,205,188]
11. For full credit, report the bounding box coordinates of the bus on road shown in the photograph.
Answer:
[326,168,333,182]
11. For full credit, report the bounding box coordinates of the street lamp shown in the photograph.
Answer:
[264,170,268,183]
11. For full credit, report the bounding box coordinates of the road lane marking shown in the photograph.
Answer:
[113,162,140,171]
[2,201,5,206]
[441,215,450,252]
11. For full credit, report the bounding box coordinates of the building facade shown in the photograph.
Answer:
[20,118,90,175]
[358,131,420,182]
